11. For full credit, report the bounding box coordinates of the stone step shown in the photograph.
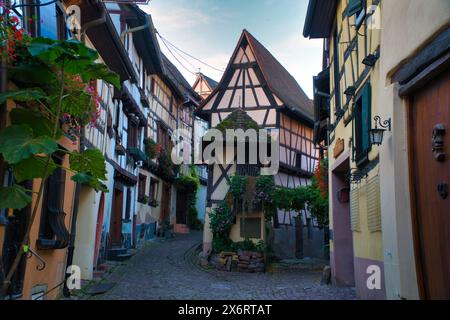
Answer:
[107,247,128,260]
[112,253,135,261]
[173,224,190,234]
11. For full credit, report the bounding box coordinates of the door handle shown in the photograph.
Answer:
[432,124,446,161]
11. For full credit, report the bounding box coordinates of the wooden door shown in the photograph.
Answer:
[410,70,450,299]
[160,183,171,222]
[93,193,105,266]
[176,192,188,225]
[109,188,123,247]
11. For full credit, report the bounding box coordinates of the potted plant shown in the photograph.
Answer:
[138,195,150,204]
[149,199,159,207]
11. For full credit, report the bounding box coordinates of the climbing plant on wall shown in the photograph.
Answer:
[175,165,201,229]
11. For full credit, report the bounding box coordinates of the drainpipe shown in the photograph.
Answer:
[120,16,150,46]
[63,6,107,297]
[80,7,106,43]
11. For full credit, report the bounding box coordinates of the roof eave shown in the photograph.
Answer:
[303,0,337,39]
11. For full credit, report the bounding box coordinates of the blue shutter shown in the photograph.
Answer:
[348,0,363,16]
[361,82,371,151]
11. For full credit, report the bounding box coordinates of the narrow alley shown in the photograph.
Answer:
[79,232,355,300]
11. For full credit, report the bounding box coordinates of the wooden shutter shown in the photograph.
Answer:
[350,187,360,231]
[348,0,363,16]
[366,175,381,232]
[361,82,371,152]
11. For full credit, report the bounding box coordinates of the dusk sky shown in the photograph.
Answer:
[139,0,323,98]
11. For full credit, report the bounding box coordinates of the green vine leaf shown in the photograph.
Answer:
[12,156,56,182]
[10,108,61,139]
[0,88,47,105]
[71,172,108,193]
[8,62,56,88]
[69,148,107,181]
[27,38,98,73]
[0,184,32,209]
[0,125,58,164]
[82,63,121,89]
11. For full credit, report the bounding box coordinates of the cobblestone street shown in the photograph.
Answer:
[87,232,355,300]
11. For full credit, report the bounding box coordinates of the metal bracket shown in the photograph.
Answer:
[25,247,47,271]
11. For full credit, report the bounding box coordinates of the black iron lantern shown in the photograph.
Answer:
[370,116,391,146]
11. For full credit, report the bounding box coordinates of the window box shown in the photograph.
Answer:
[127,147,147,162]
[138,195,150,204]
[149,199,159,207]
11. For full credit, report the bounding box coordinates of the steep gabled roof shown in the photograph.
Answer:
[197,30,313,122]
[161,53,201,103]
[192,73,219,93]
[202,74,219,90]
[244,30,314,120]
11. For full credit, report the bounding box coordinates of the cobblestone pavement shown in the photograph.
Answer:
[95,231,355,300]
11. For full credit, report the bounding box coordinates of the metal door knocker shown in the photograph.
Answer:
[432,124,446,161]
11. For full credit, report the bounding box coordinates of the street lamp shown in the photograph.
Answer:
[370,116,391,146]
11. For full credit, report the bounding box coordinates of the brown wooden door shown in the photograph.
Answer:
[109,188,123,247]
[410,70,450,299]
[160,182,171,222]
[176,192,188,225]
[93,193,105,266]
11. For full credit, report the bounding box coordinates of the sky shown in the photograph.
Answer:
[139,0,323,98]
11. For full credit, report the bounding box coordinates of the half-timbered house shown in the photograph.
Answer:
[193,72,219,100]
[197,30,323,258]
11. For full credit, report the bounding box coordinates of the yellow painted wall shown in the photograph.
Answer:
[328,0,383,263]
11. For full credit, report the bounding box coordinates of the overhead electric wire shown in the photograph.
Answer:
[162,37,197,71]
[155,31,225,73]
[159,36,197,76]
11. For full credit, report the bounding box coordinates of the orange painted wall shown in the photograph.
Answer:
[1,98,78,300]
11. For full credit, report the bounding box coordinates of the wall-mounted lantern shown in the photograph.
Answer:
[362,52,379,67]
[370,116,391,146]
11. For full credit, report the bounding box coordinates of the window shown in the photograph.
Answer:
[138,174,147,203]
[240,217,261,239]
[157,123,172,151]
[127,121,138,148]
[149,180,158,202]
[169,96,174,114]
[354,82,371,165]
[333,26,341,113]
[295,152,302,169]
[38,153,69,249]
[39,2,67,39]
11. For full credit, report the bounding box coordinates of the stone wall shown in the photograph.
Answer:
[210,251,265,273]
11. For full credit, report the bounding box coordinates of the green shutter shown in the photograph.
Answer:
[348,0,363,16]
[361,82,371,151]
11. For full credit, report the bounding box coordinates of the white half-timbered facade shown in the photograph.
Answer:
[198,30,321,257]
